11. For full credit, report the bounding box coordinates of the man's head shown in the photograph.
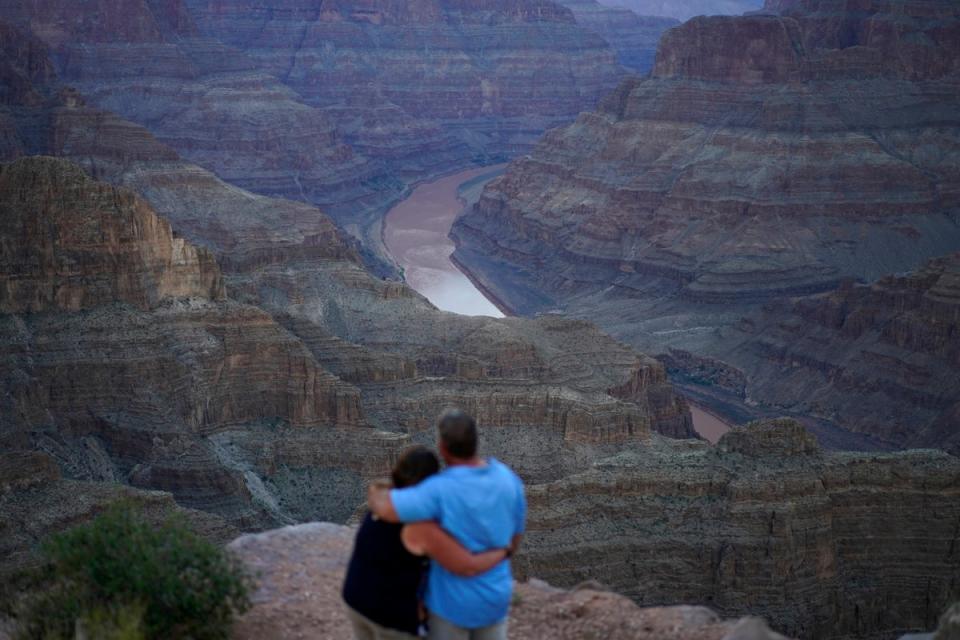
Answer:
[437,409,478,463]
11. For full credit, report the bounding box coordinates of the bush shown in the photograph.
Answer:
[16,503,251,640]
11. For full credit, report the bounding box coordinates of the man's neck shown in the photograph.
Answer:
[447,456,485,468]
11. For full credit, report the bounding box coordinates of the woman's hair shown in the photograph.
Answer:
[391,445,440,489]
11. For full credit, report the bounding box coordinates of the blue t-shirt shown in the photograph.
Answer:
[390,458,526,628]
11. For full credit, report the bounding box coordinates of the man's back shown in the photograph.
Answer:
[391,458,526,628]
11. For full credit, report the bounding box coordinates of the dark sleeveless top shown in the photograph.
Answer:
[342,512,428,635]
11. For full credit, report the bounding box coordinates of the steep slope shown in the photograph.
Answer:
[557,0,679,73]
[0,0,389,219]
[451,0,960,448]
[0,157,372,528]
[715,254,960,454]
[521,419,960,639]
[0,0,634,262]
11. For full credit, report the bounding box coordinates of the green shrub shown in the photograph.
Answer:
[16,503,251,640]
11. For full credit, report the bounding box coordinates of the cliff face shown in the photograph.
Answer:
[0,157,223,312]
[557,0,679,73]
[0,0,392,225]
[180,0,625,223]
[451,0,960,448]
[521,419,960,639]
[0,0,636,262]
[717,254,960,454]
[0,156,371,525]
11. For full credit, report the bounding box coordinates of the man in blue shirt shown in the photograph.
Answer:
[368,410,526,639]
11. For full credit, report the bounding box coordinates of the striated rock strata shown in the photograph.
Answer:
[452,0,960,448]
[520,419,960,639]
[558,0,679,73]
[0,157,379,527]
[714,254,960,454]
[0,0,638,262]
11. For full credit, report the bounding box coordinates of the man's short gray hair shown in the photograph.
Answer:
[438,409,478,459]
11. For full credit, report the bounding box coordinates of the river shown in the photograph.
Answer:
[383,166,506,317]
[383,166,733,443]
[689,405,732,444]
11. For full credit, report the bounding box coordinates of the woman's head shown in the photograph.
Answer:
[391,445,440,489]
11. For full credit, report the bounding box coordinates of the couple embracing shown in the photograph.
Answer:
[343,410,526,639]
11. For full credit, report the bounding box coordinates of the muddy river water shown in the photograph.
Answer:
[383,166,506,317]
[383,165,733,442]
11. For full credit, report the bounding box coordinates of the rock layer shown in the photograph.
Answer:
[521,419,960,639]
[558,0,679,73]
[0,157,223,312]
[715,254,960,454]
[451,0,960,449]
[0,0,637,263]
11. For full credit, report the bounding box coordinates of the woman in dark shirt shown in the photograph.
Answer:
[342,446,507,639]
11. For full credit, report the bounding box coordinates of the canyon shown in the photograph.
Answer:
[0,1,958,638]
[452,0,960,452]
[0,0,644,264]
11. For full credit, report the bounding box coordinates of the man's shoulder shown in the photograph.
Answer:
[488,458,524,488]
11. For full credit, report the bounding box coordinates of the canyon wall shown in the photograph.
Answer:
[714,254,960,454]
[451,0,960,450]
[0,23,694,528]
[520,418,960,639]
[0,0,641,262]
[558,0,679,73]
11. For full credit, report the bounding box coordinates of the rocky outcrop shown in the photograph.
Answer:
[520,419,960,639]
[226,521,790,640]
[558,0,679,73]
[0,157,223,312]
[451,0,960,449]
[0,156,373,527]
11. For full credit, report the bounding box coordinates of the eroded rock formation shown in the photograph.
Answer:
[0,0,640,262]
[558,0,679,73]
[714,254,960,454]
[0,85,693,531]
[520,419,960,639]
[451,0,960,448]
